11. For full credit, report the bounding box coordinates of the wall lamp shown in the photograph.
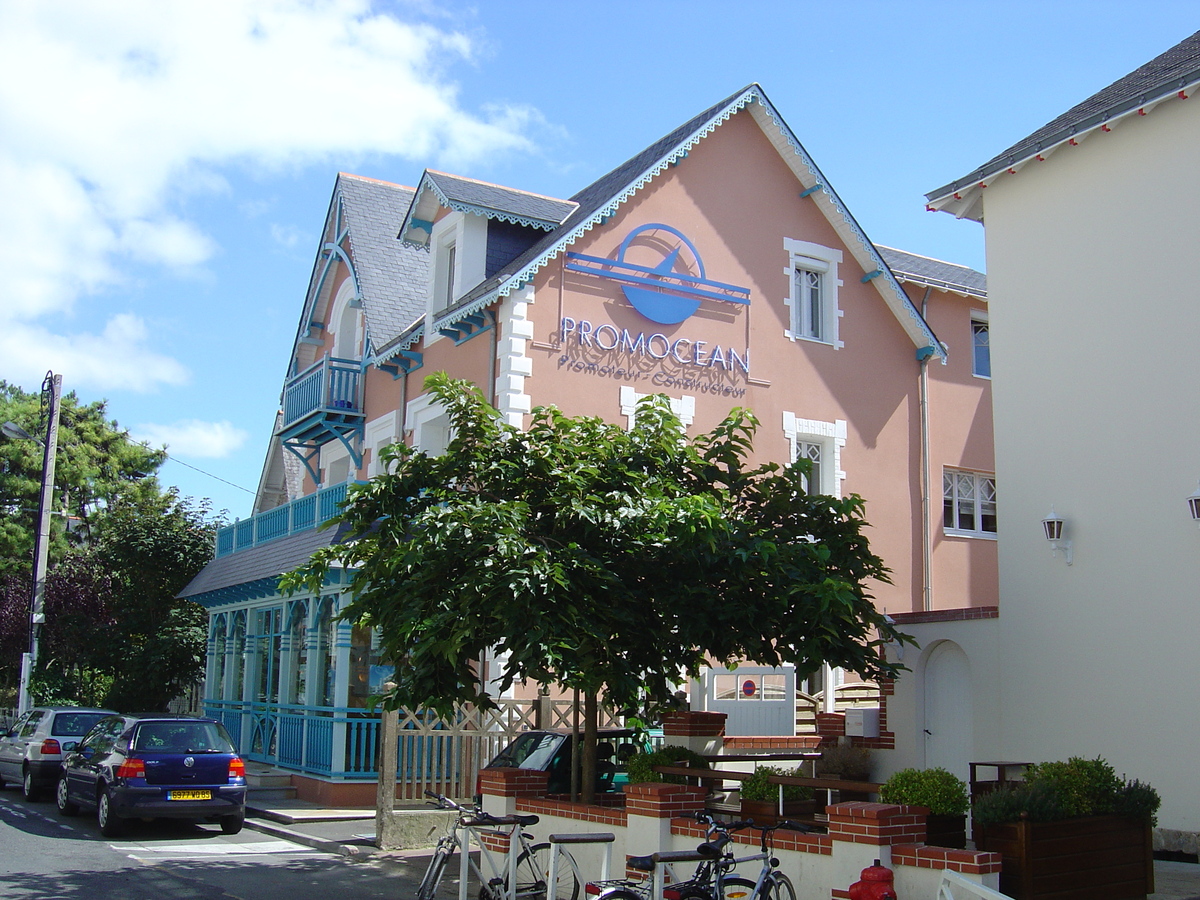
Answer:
[1042,508,1072,565]
[1187,482,1200,527]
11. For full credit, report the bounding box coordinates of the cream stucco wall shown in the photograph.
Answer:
[979,92,1200,834]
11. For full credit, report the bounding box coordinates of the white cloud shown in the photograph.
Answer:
[0,0,538,391]
[132,418,250,459]
[270,223,305,249]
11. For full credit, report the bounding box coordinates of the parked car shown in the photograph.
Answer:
[482,728,649,794]
[57,713,246,836]
[0,706,115,801]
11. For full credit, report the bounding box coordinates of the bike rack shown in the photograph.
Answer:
[648,850,711,900]
[548,831,616,898]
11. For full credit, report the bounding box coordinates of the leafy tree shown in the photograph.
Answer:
[0,379,167,577]
[0,495,214,710]
[285,373,907,800]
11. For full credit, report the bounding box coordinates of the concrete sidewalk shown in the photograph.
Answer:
[244,799,1200,900]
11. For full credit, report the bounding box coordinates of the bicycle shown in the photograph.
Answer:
[417,791,581,900]
[587,814,757,900]
[698,819,821,900]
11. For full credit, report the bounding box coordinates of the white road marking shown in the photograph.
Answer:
[117,838,321,860]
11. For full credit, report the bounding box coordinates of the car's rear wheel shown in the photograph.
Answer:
[56,777,79,816]
[220,813,244,835]
[22,767,41,801]
[97,786,124,837]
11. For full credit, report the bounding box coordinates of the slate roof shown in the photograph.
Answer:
[179,523,348,601]
[928,30,1200,213]
[877,246,987,298]
[337,174,429,351]
[423,170,577,228]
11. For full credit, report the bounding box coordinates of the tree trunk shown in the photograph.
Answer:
[581,691,598,804]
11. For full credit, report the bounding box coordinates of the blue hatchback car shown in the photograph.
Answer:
[57,713,246,837]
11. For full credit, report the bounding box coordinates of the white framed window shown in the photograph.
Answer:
[365,412,399,478]
[943,469,997,538]
[971,313,990,378]
[783,238,843,348]
[619,385,695,430]
[782,412,846,497]
[405,393,452,456]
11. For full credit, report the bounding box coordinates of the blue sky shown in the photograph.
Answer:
[0,1,1193,519]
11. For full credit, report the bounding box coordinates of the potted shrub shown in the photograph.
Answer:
[815,743,872,781]
[624,744,710,785]
[739,765,816,824]
[879,767,969,848]
[972,757,1160,900]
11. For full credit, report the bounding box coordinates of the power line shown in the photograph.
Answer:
[160,452,256,495]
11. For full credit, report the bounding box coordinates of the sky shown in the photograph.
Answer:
[0,0,1193,520]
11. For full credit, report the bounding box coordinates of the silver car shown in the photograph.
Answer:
[0,706,115,800]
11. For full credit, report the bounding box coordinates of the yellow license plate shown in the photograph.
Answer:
[168,790,212,801]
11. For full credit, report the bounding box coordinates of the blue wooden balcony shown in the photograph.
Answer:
[279,355,363,444]
[215,482,351,557]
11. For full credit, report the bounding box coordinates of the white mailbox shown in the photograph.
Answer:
[844,706,880,738]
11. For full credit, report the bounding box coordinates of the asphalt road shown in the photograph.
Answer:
[0,786,442,900]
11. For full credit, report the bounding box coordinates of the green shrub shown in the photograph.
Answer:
[972,781,1066,826]
[625,745,710,785]
[972,757,1160,826]
[815,743,871,779]
[1025,757,1122,818]
[741,765,814,802]
[880,767,969,816]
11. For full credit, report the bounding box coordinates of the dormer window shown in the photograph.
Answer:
[428,212,484,324]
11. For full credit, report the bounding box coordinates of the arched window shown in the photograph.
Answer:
[287,599,309,705]
[330,280,361,360]
[210,614,228,701]
[230,612,247,702]
[315,598,337,708]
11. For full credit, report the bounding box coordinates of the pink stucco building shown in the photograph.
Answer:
[181,84,994,800]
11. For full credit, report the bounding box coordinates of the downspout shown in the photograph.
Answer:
[917,288,934,612]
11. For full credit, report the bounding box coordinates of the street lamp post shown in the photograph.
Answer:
[4,371,62,715]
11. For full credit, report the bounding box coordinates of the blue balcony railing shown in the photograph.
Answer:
[215,482,355,557]
[281,355,363,431]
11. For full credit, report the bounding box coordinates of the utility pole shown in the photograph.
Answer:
[18,371,61,715]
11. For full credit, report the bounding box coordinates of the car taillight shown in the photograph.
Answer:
[39,738,61,755]
[228,756,245,780]
[116,758,146,778]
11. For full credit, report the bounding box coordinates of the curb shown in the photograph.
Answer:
[244,816,378,859]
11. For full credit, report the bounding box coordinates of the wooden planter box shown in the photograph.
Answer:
[740,798,819,825]
[975,815,1154,900]
[925,813,967,849]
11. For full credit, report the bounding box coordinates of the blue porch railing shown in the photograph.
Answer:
[215,482,351,557]
[281,355,363,431]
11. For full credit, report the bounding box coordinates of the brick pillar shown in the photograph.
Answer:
[660,711,726,756]
[624,782,708,879]
[825,802,926,893]
[815,712,845,740]
[478,767,549,817]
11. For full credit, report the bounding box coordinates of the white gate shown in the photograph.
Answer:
[700,665,796,736]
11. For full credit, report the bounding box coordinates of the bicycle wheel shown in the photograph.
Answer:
[517,842,581,900]
[761,873,796,900]
[677,875,756,900]
[418,843,455,900]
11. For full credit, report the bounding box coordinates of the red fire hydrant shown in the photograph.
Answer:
[848,859,897,900]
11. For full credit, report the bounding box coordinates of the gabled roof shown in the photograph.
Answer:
[399,170,578,245]
[928,30,1200,220]
[334,174,429,352]
[432,84,944,359]
[877,246,987,300]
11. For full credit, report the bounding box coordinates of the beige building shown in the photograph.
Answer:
[913,30,1200,845]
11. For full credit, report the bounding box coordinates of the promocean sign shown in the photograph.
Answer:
[562,223,751,373]
[559,318,750,374]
